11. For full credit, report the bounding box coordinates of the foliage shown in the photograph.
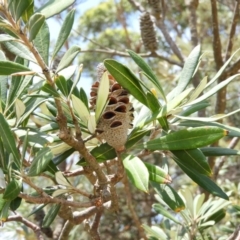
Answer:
[0,0,240,240]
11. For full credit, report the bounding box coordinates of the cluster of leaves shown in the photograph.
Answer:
[0,0,239,239]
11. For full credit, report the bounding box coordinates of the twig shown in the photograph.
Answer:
[122,173,147,240]
[127,0,145,12]
[19,193,93,208]
[214,137,240,180]
[224,0,240,61]
[88,209,104,240]
[154,20,184,63]
[58,220,75,240]
[6,215,44,240]
[227,225,240,240]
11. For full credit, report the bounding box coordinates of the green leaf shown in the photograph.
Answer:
[206,48,240,88]
[21,0,34,23]
[3,179,22,201]
[172,149,212,176]
[55,76,68,96]
[51,9,75,60]
[37,0,75,19]
[0,200,10,222]
[3,41,36,63]
[187,76,208,103]
[33,21,49,65]
[14,0,33,21]
[144,162,172,184]
[172,156,228,199]
[152,182,185,212]
[126,129,150,149]
[56,45,81,73]
[127,49,166,102]
[42,204,61,227]
[79,87,89,110]
[72,94,90,124]
[42,82,60,97]
[0,113,20,169]
[186,73,240,106]
[52,148,75,166]
[55,171,71,187]
[95,71,110,122]
[179,120,240,137]
[142,224,168,240]
[167,45,201,101]
[167,87,194,113]
[78,143,115,166]
[29,13,45,41]
[146,91,161,113]
[0,76,8,111]
[10,196,22,211]
[0,34,17,42]
[200,147,240,156]
[0,61,30,75]
[153,203,182,224]
[140,127,228,151]
[123,154,149,192]
[104,59,148,106]
[28,147,53,176]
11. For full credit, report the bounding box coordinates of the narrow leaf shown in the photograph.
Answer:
[3,41,36,62]
[33,21,49,65]
[123,154,149,192]
[127,49,166,101]
[51,9,75,60]
[28,147,53,176]
[38,0,75,19]
[56,45,81,73]
[140,127,228,151]
[144,162,172,184]
[3,179,22,201]
[104,59,148,106]
[15,0,33,21]
[142,224,168,240]
[172,156,228,199]
[0,113,20,169]
[172,149,212,176]
[55,171,71,187]
[153,203,182,224]
[95,71,109,122]
[201,147,240,156]
[152,182,185,212]
[186,74,240,106]
[0,61,30,75]
[42,82,60,97]
[72,94,89,125]
[55,76,68,96]
[167,45,201,101]
[29,13,45,41]
[42,204,61,227]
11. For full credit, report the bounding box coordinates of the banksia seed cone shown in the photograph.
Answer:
[140,12,158,52]
[148,0,162,18]
[90,63,134,152]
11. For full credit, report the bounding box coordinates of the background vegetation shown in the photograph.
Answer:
[0,0,239,239]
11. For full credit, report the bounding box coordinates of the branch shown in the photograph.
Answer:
[87,209,104,240]
[19,193,93,208]
[127,0,144,12]
[210,0,223,70]
[224,0,240,61]
[188,0,199,47]
[58,220,75,240]
[226,57,240,76]
[227,225,240,240]
[122,173,147,240]
[213,137,240,180]
[80,49,183,67]
[6,215,44,240]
